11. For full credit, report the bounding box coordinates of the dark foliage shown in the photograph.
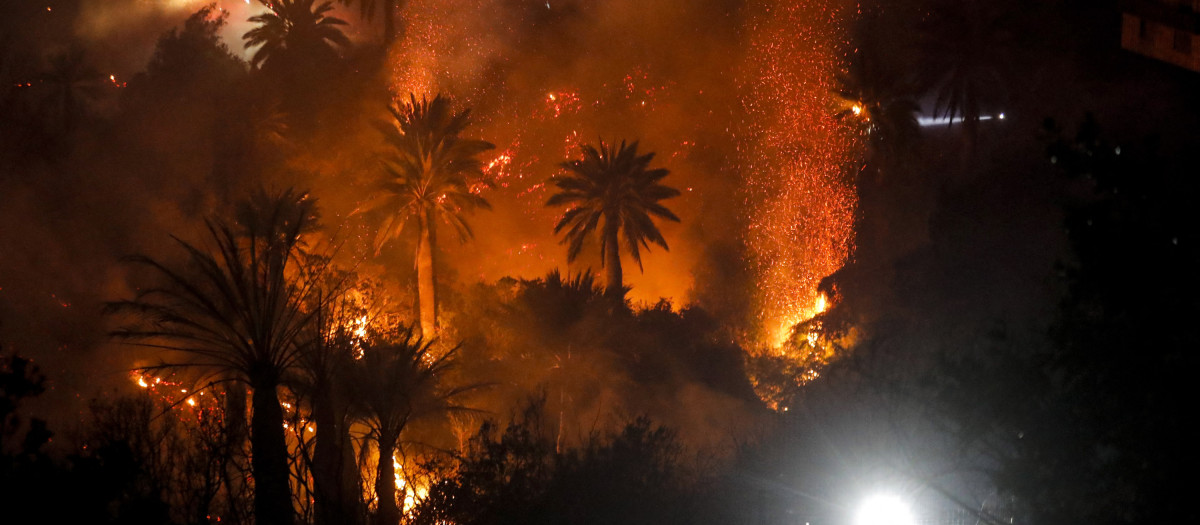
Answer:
[448,270,760,446]
[414,404,694,525]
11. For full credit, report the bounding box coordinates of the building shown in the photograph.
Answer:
[1121,0,1200,72]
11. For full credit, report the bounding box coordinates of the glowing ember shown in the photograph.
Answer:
[739,0,861,347]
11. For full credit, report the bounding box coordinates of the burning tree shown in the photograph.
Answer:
[107,188,330,525]
[346,329,476,525]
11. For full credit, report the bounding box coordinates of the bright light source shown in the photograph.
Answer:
[998,112,1006,120]
[855,495,916,525]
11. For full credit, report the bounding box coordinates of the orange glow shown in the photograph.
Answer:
[740,0,860,348]
[767,292,830,348]
[391,453,428,514]
[393,454,402,494]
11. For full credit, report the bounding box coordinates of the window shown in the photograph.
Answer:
[1173,30,1193,54]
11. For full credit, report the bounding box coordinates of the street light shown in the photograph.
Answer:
[855,495,916,525]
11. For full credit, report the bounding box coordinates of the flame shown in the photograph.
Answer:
[393,454,402,493]
[767,292,830,348]
[383,452,428,514]
[352,314,370,358]
[740,0,860,348]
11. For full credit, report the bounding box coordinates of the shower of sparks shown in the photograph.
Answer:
[739,0,861,348]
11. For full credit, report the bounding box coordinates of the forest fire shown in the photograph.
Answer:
[2,1,1188,524]
[6,0,868,522]
[740,0,860,348]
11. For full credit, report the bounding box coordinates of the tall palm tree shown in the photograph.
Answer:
[338,0,407,45]
[361,94,494,337]
[546,140,681,297]
[919,0,1011,156]
[107,189,330,525]
[347,329,473,525]
[243,0,351,70]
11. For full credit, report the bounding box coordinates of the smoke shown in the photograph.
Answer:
[0,0,866,445]
[347,0,751,311]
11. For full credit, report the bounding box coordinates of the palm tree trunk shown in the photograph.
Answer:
[223,383,249,525]
[250,382,295,525]
[342,428,365,525]
[415,209,437,338]
[312,389,348,525]
[374,435,400,525]
[603,219,622,297]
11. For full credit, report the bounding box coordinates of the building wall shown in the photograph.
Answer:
[1121,1,1200,72]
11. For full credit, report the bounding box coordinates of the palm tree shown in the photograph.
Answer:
[918,0,1011,156]
[347,329,473,525]
[296,286,366,525]
[361,94,494,338]
[338,0,407,45]
[836,38,920,176]
[243,0,351,70]
[39,44,103,134]
[107,189,330,525]
[546,140,681,297]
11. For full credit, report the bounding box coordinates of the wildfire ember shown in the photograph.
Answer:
[740,0,861,348]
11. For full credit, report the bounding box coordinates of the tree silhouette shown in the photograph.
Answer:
[919,0,1010,156]
[346,329,473,525]
[361,94,494,337]
[243,0,351,71]
[339,0,407,45]
[107,188,330,525]
[295,284,368,525]
[0,351,47,455]
[38,44,104,134]
[836,33,920,176]
[414,406,691,525]
[547,140,680,297]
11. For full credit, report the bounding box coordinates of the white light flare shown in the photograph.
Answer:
[917,113,1008,127]
[855,495,917,525]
